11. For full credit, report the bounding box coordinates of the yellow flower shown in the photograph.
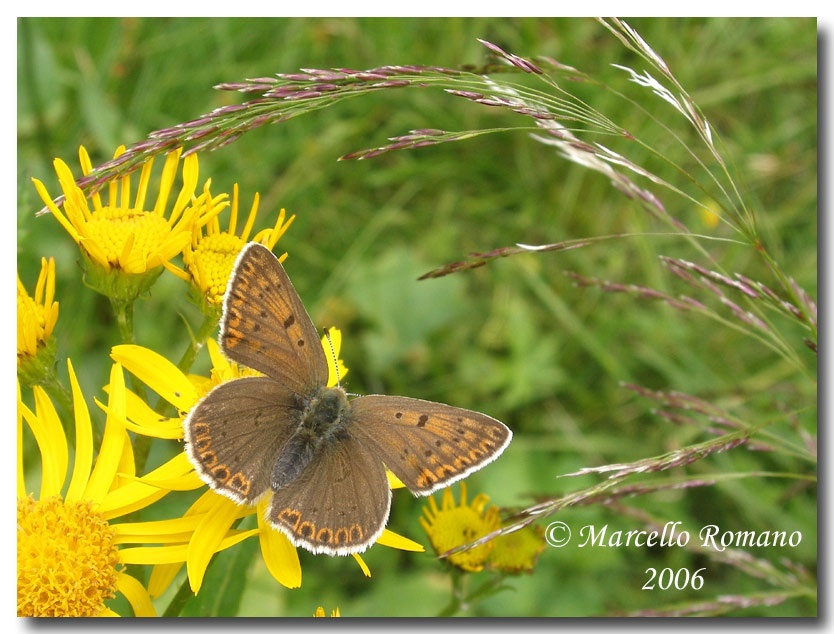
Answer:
[485,525,546,574]
[18,360,160,617]
[32,146,200,301]
[167,182,295,312]
[110,328,422,597]
[420,482,501,572]
[17,257,59,385]
[313,606,341,617]
[699,199,721,229]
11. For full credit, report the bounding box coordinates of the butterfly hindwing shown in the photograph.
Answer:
[267,433,391,555]
[184,376,302,504]
[346,395,512,495]
[221,243,328,396]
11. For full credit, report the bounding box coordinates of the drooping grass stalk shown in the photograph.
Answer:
[32,24,814,359]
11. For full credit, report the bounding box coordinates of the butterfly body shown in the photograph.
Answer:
[184,243,512,555]
[271,386,349,490]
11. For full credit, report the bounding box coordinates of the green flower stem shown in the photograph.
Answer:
[110,297,137,345]
[177,311,221,375]
[436,568,465,616]
[110,296,154,473]
[149,311,220,421]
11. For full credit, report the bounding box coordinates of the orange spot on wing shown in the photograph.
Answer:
[278,508,301,529]
[228,472,251,497]
[435,464,457,479]
[416,468,438,488]
[211,464,230,483]
[200,450,218,468]
[334,528,350,545]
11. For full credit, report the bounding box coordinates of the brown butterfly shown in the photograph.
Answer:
[183,242,512,555]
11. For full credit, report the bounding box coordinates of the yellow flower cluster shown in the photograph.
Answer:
[19,143,520,618]
[19,146,427,617]
[421,483,545,574]
[18,495,120,617]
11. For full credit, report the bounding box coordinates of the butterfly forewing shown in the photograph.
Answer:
[184,376,301,504]
[346,395,512,495]
[221,243,328,396]
[267,434,391,555]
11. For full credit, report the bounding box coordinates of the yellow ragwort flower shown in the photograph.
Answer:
[485,524,546,574]
[17,257,59,385]
[167,182,295,312]
[313,606,341,617]
[32,146,200,300]
[109,327,422,596]
[420,482,501,572]
[18,361,159,617]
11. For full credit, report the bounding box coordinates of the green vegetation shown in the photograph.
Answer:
[17,17,816,616]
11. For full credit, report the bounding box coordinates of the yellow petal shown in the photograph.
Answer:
[34,258,47,303]
[65,359,94,503]
[118,231,136,271]
[121,545,190,566]
[113,514,205,543]
[79,236,112,271]
[386,470,406,490]
[163,260,191,283]
[31,177,81,243]
[169,153,199,222]
[78,145,92,176]
[239,192,259,242]
[133,157,155,211]
[187,495,243,593]
[111,344,198,411]
[113,385,184,439]
[155,148,184,217]
[206,338,230,374]
[122,416,183,440]
[35,385,69,496]
[20,386,67,499]
[149,563,182,599]
[256,498,301,589]
[45,303,59,337]
[267,209,295,250]
[114,432,136,490]
[136,471,205,492]
[99,452,193,519]
[119,167,131,209]
[121,528,259,566]
[85,363,127,502]
[376,529,425,552]
[352,553,371,577]
[116,572,157,617]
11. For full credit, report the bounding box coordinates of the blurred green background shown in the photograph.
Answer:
[17,17,816,616]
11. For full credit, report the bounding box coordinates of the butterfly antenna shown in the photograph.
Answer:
[324,328,341,387]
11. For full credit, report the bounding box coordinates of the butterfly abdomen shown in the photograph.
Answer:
[271,386,350,490]
[271,431,316,490]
